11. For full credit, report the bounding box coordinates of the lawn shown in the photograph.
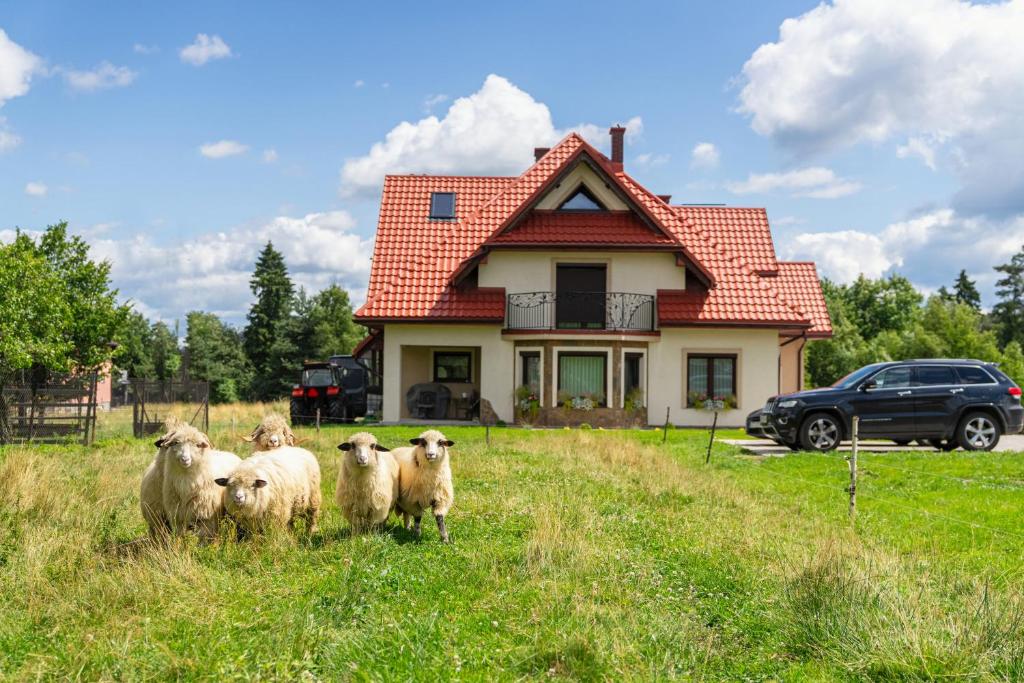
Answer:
[1,404,1023,681]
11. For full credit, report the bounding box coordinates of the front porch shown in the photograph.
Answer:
[398,345,482,421]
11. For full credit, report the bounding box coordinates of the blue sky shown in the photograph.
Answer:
[2,1,1021,324]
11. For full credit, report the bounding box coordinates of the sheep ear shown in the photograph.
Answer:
[214,477,229,487]
[198,441,211,450]
[373,444,390,452]
[442,440,455,447]
[338,443,352,451]
[241,433,256,442]
[154,438,167,448]
[253,479,268,489]
[409,438,424,446]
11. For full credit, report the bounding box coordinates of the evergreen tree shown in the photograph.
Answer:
[992,247,1024,346]
[952,269,981,311]
[244,242,294,399]
[151,321,182,380]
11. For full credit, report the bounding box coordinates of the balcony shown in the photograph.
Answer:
[506,291,656,332]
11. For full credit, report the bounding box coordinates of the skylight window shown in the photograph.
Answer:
[430,192,457,219]
[558,186,605,211]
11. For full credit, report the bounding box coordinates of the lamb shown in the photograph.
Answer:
[139,417,241,541]
[242,413,296,451]
[215,446,322,538]
[392,429,456,543]
[334,432,399,532]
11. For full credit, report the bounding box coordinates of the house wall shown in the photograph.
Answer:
[478,250,685,295]
[533,163,630,210]
[646,327,780,427]
[778,336,806,395]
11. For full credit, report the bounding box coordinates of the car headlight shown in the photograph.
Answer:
[778,399,799,409]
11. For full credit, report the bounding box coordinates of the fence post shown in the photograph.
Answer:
[848,416,859,520]
[316,408,321,435]
[486,422,490,447]
[706,410,719,464]
[662,407,670,444]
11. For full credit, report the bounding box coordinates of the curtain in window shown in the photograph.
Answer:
[713,358,734,397]
[559,355,604,396]
[688,358,708,395]
[523,355,540,393]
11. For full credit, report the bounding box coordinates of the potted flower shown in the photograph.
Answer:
[514,385,540,423]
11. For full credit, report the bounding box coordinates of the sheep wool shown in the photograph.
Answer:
[216,446,322,537]
[392,429,455,542]
[335,432,399,531]
[243,413,296,451]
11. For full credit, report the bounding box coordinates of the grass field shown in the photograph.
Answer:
[2,403,1024,681]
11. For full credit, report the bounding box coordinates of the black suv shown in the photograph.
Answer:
[747,359,1023,452]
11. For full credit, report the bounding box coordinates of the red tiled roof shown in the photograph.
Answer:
[355,132,830,336]
[773,262,833,337]
[489,210,677,247]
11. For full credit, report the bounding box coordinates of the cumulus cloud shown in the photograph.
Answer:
[737,0,1024,215]
[423,93,448,112]
[726,167,861,199]
[199,140,248,158]
[24,181,47,197]
[690,142,719,169]
[76,211,373,322]
[0,117,19,152]
[339,74,642,197]
[0,28,42,107]
[133,43,158,55]
[179,34,232,66]
[635,152,669,168]
[63,61,137,92]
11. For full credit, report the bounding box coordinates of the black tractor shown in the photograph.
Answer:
[289,356,369,425]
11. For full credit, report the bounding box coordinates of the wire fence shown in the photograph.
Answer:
[0,368,99,445]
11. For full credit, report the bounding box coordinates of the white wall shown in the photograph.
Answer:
[479,250,685,295]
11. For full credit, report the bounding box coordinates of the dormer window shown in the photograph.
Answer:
[558,185,605,211]
[430,192,457,219]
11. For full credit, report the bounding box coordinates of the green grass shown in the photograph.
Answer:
[1,404,1023,680]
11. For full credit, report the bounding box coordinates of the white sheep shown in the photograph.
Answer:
[335,432,399,532]
[392,429,456,542]
[242,413,297,451]
[140,417,240,541]
[215,445,322,539]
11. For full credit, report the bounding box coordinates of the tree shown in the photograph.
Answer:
[309,284,364,357]
[151,321,182,380]
[842,274,923,339]
[115,311,156,378]
[992,247,1024,346]
[244,242,294,399]
[952,270,981,311]
[186,312,252,403]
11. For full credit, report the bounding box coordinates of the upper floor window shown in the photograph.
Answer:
[558,186,604,211]
[430,192,457,219]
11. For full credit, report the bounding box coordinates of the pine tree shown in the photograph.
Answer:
[244,242,294,399]
[952,269,981,310]
[993,247,1024,346]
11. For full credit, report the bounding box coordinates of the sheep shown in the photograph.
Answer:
[391,429,456,543]
[334,432,399,532]
[140,417,240,541]
[242,413,296,451]
[215,445,321,539]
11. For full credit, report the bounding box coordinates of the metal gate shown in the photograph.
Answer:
[130,379,210,438]
[0,369,99,445]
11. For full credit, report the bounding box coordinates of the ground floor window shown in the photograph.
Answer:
[520,351,541,393]
[687,354,736,407]
[558,353,607,406]
[433,351,472,383]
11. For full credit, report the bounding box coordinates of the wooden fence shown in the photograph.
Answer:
[0,370,99,446]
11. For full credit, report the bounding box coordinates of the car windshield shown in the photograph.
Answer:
[831,363,887,389]
[301,368,334,387]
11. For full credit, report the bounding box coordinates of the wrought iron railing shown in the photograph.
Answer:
[506,291,656,331]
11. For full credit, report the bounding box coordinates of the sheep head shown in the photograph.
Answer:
[215,469,270,514]
[243,413,295,450]
[409,429,455,464]
[338,432,390,468]
[155,418,212,470]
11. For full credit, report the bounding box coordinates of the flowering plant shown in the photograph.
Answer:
[688,392,737,410]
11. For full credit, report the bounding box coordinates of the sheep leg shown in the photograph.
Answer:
[305,507,319,535]
[403,512,411,530]
[235,524,250,542]
[413,516,422,539]
[435,514,449,543]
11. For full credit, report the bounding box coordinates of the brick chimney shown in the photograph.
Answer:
[534,147,550,162]
[609,125,626,171]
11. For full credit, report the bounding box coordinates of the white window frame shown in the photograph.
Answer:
[552,346,614,408]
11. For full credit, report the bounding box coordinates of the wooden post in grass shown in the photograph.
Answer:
[704,399,724,464]
[486,422,490,447]
[848,416,859,520]
[315,408,321,435]
[662,407,670,444]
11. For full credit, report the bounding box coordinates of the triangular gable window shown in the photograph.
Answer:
[558,185,605,211]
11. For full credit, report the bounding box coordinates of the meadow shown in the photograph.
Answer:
[1,403,1023,681]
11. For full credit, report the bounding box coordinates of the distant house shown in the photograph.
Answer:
[353,128,831,427]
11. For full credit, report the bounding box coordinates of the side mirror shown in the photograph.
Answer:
[860,379,877,392]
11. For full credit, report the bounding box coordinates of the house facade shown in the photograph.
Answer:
[353,128,832,427]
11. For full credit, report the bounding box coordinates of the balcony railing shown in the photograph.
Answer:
[506,291,656,332]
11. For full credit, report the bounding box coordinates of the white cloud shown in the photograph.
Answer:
[24,181,47,197]
[262,148,278,163]
[690,142,719,169]
[423,93,448,112]
[635,152,670,168]
[0,28,42,106]
[63,61,137,92]
[81,211,373,322]
[737,0,1024,215]
[0,117,19,152]
[726,166,861,199]
[353,79,365,88]
[199,140,249,159]
[133,43,159,55]
[339,74,642,197]
[179,34,232,66]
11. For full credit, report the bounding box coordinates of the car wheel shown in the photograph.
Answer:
[800,413,842,452]
[289,399,305,426]
[957,412,1001,451]
[328,399,347,423]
